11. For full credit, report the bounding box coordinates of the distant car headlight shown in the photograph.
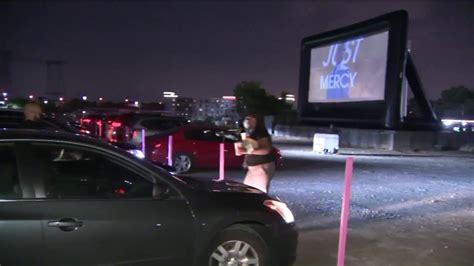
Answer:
[263,200,295,224]
[128,149,145,159]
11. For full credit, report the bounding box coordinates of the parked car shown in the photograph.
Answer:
[105,112,187,145]
[146,125,283,173]
[79,113,106,136]
[0,109,88,133]
[0,109,144,158]
[0,129,297,266]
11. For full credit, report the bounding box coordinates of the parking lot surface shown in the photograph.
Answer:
[189,143,474,266]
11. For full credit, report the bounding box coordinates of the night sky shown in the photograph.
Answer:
[1,1,473,101]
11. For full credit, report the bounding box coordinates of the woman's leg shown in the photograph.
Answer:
[244,165,269,193]
[262,162,276,192]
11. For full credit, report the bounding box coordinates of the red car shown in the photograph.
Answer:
[145,125,282,173]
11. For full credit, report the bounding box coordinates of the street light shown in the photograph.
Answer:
[2,92,7,97]
[125,98,129,103]
[163,91,178,98]
[222,96,236,100]
[29,95,34,100]
[99,97,104,101]
[59,97,64,102]
[43,100,49,104]
[82,96,88,101]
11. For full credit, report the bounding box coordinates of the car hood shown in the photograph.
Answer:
[178,176,264,194]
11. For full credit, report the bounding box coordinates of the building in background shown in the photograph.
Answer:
[193,96,240,127]
[161,92,194,119]
[173,97,194,119]
[278,93,296,108]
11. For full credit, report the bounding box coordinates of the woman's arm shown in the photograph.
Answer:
[249,137,272,155]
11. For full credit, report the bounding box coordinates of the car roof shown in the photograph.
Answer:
[0,129,115,150]
[150,124,232,137]
[182,124,230,130]
[0,109,23,116]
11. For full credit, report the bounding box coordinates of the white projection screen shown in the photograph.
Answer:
[308,30,389,103]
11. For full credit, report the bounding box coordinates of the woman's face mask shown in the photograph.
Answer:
[243,117,256,131]
[243,119,250,129]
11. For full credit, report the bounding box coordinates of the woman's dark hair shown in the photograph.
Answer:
[246,113,270,139]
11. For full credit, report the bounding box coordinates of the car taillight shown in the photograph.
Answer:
[80,129,91,134]
[154,143,162,148]
[115,187,126,194]
[111,121,122,127]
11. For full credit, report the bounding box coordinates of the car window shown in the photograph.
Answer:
[0,144,21,199]
[30,144,154,199]
[184,128,235,142]
[184,128,212,141]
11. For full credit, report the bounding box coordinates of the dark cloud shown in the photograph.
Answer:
[4,1,474,101]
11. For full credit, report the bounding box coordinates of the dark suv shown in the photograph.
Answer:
[0,130,297,266]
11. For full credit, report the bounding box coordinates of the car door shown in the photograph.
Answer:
[18,141,195,266]
[0,142,44,265]
[183,128,219,167]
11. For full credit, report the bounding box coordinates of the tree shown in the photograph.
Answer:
[440,85,474,104]
[233,81,268,116]
[435,85,474,117]
[233,81,291,117]
[8,97,29,109]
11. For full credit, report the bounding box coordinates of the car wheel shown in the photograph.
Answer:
[173,153,192,173]
[206,225,271,266]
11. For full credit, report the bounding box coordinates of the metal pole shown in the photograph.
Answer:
[217,142,225,181]
[97,120,103,138]
[337,157,354,266]
[141,128,146,155]
[167,135,173,166]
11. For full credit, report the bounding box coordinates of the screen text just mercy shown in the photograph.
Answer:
[320,38,363,90]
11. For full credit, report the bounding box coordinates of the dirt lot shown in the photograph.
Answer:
[189,143,474,266]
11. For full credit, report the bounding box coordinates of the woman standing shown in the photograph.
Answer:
[237,114,276,193]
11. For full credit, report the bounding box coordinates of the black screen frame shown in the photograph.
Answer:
[298,10,408,129]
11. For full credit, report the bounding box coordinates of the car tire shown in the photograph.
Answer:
[205,224,272,266]
[173,152,193,173]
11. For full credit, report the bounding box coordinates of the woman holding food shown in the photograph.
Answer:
[236,114,276,193]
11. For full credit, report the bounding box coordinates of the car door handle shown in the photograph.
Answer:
[48,218,83,232]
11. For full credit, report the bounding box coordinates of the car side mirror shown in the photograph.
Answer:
[153,184,170,200]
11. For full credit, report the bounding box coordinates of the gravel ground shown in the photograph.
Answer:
[188,143,474,266]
